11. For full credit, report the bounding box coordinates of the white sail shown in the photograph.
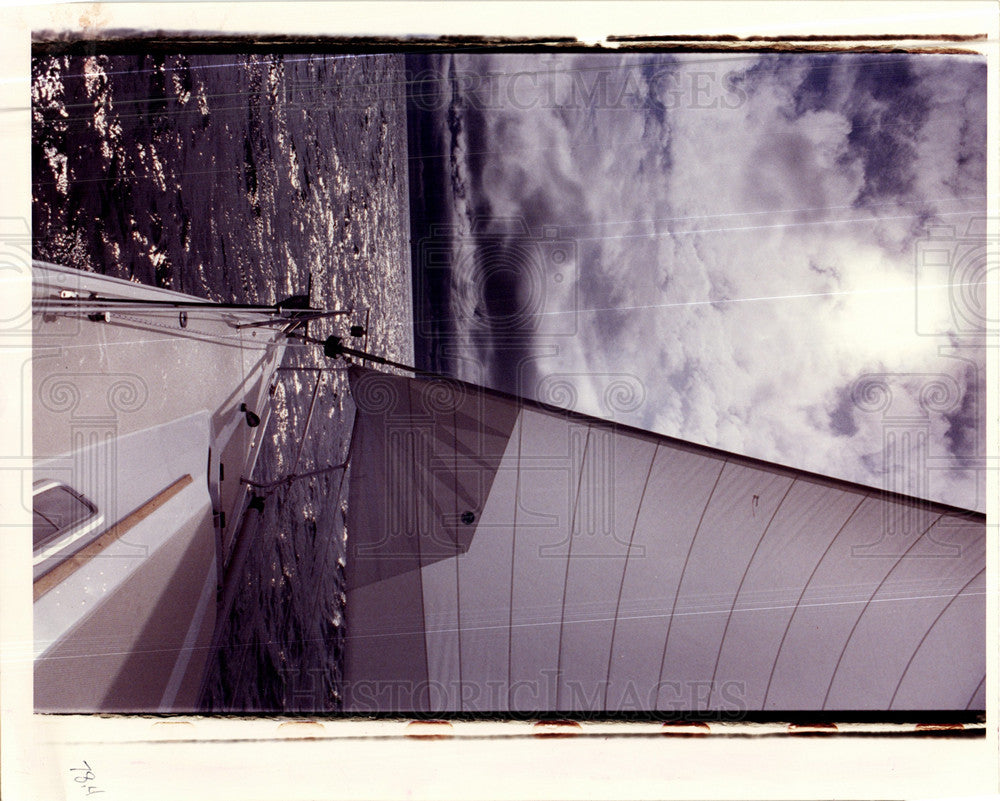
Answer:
[343,365,985,715]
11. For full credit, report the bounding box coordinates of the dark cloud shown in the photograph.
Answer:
[639,62,667,128]
[725,53,785,99]
[828,384,859,437]
[860,450,885,476]
[791,57,838,116]
[713,52,981,216]
[566,239,641,353]
[808,259,841,285]
[637,61,674,174]
[744,128,831,222]
[487,340,537,396]
[944,367,981,463]
[842,58,929,208]
[943,63,988,198]
[668,359,696,396]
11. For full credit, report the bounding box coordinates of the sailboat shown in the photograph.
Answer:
[32,260,304,712]
[31,260,986,716]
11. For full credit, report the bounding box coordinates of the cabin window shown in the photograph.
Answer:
[32,481,103,559]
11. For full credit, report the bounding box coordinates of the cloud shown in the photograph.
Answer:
[944,365,983,464]
[828,384,859,438]
[439,52,986,510]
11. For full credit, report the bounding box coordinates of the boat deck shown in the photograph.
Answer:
[32,262,287,712]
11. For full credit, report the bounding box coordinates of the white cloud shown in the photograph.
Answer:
[444,52,986,509]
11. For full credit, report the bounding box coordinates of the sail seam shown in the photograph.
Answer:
[707,477,797,709]
[655,458,726,710]
[506,412,524,712]
[409,383,432,713]
[966,673,986,711]
[821,512,945,710]
[888,567,985,710]
[555,426,592,711]
[761,493,867,709]
[453,403,463,713]
[604,442,659,712]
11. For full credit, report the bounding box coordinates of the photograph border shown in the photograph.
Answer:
[3,2,998,799]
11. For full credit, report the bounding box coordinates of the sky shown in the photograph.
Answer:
[413,51,988,511]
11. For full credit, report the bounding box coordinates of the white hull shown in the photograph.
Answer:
[32,262,286,712]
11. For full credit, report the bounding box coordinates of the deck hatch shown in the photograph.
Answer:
[32,481,102,556]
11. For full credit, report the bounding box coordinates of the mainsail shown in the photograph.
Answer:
[343,365,985,714]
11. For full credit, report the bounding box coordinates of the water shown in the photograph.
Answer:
[32,51,414,712]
